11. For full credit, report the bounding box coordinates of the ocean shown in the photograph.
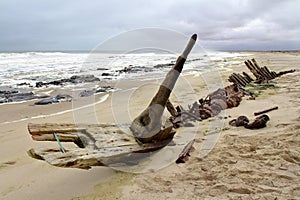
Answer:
[0,51,251,86]
[0,51,251,104]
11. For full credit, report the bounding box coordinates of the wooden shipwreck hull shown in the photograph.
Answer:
[27,34,198,169]
[167,59,295,128]
[28,123,174,169]
[27,34,296,169]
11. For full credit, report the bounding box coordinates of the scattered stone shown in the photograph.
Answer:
[101,73,114,76]
[34,94,72,105]
[35,75,100,87]
[16,82,32,87]
[153,63,173,68]
[54,94,72,101]
[97,67,109,70]
[70,75,100,83]
[34,98,59,105]
[117,65,150,73]
[0,90,38,104]
[79,86,115,97]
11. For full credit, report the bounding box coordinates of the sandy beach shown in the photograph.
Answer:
[0,51,299,199]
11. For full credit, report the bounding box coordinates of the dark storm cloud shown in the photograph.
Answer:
[0,0,299,51]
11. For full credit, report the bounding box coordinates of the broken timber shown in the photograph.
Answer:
[28,123,173,169]
[27,34,198,169]
[130,34,197,143]
[167,58,295,128]
[254,106,278,116]
[228,58,296,87]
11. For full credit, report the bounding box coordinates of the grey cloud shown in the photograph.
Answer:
[0,0,299,51]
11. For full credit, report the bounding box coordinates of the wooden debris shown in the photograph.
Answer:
[27,47,295,169]
[169,84,248,127]
[244,114,270,129]
[28,123,175,169]
[254,106,278,116]
[176,139,195,163]
[166,99,178,117]
[229,114,270,129]
[229,116,249,127]
[229,59,295,86]
[27,34,197,169]
[130,34,197,143]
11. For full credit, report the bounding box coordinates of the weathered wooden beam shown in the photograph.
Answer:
[166,99,178,117]
[254,106,278,116]
[248,59,266,80]
[27,123,175,169]
[176,139,195,163]
[277,69,296,77]
[251,58,269,79]
[242,72,254,82]
[232,73,246,87]
[244,60,260,79]
[236,73,249,85]
[28,138,173,169]
[130,34,197,143]
[260,66,273,80]
[229,75,242,88]
[263,66,275,79]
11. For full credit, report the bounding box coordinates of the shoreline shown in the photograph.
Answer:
[0,51,299,199]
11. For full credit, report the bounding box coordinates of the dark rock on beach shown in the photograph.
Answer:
[117,65,151,73]
[101,73,114,76]
[153,63,173,68]
[34,98,59,105]
[35,75,100,87]
[34,94,72,105]
[79,86,115,97]
[0,90,39,104]
[69,75,100,83]
[16,82,33,87]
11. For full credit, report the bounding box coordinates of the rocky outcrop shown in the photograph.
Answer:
[79,86,116,97]
[35,75,100,87]
[0,90,41,104]
[34,94,72,105]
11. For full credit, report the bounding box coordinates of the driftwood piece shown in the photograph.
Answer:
[130,34,197,143]
[28,123,175,169]
[254,106,278,116]
[176,139,195,163]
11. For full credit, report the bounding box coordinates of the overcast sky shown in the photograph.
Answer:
[0,0,299,51]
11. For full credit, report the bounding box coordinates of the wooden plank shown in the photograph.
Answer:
[263,66,276,79]
[244,60,260,79]
[254,106,279,116]
[28,122,175,169]
[176,139,195,163]
[28,123,137,149]
[242,72,254,82]
[28,138,172,169]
